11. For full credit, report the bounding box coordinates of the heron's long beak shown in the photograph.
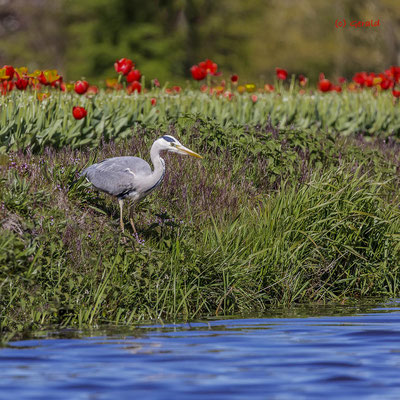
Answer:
[176,145,203,159]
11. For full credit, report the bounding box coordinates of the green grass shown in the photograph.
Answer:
[1,119,400,334]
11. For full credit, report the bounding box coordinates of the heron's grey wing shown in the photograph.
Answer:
[81,156,152,197]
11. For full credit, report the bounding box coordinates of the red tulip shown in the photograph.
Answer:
[114,58,134,75]
[173,85,181,93]
[393,67,400,82]
[298,74,307,86]
[231,74,239,83]
[191,65,207,81]
[74,80,89,94]
[365,74,375,87]
[126,69,141,83]
[392,89,400,97]
[2,80,14,94]
[190,58,220,80]
[352,72,368,86]
[338,77,347,84]
[318,79,332,92]
[223,91,233,100]
[153,78,160,87]
[251,94,258,103]
[87,85,98,95]
[151,97,157,106]
[332,85,342,92]
[386,66,400,82]
[127,81,141,93]
[2,65,14,80]
[199,59,218,75]
[264,84,275,92]
[37,71,48,85]
[276,68,288,80]
[380,78,392,90]
[72,106,87,120]
[15,78,29,90]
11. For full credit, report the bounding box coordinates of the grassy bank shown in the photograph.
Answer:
[1,120,400,333]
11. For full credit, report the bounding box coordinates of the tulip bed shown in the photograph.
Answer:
[1,88,400,154]
[2,59,400,153]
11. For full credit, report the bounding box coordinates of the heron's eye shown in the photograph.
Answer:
[170,142,175,147]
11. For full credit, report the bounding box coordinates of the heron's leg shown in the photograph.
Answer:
[118,199,124,233]
[129,204,137,234]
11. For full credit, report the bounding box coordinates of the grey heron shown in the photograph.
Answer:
[81,135,202,233]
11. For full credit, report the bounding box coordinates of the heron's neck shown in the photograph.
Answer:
[149,142,165,183]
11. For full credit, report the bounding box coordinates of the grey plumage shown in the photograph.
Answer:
[81,135,202,233]
[82,156,153,199]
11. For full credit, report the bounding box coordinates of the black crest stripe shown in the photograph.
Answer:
[162,135,175,143]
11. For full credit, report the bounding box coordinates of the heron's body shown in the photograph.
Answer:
[81,136,201,233]
[82,156,165,202]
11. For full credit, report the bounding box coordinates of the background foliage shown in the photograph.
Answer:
[1,0,400,83]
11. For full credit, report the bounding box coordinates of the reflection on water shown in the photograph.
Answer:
[2,301,400,399]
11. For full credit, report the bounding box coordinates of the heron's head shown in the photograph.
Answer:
[158,135,202,159]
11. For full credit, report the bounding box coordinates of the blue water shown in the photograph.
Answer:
[2,302,400,399]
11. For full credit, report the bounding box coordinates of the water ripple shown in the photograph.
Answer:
[2,303,400,399]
